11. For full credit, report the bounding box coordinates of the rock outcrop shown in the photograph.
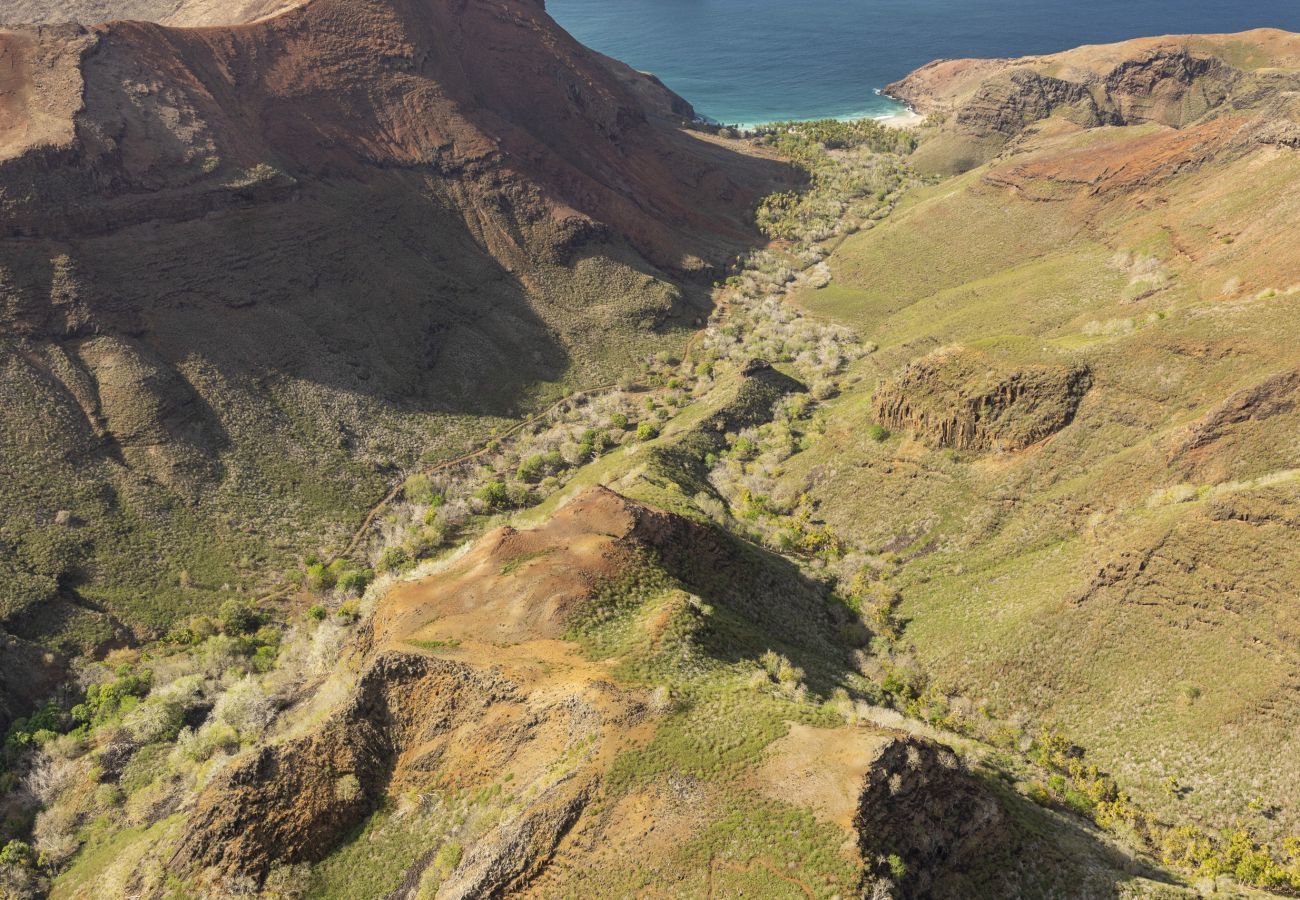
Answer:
[169,483,867,892]
[1171,368,1300,459]
[872,348,1091,451]
[885,30,1300,171]
[856,738,1011,899]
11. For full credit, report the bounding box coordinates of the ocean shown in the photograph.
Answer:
[546,0,1300,126]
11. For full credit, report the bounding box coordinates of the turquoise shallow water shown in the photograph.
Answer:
[547,0,1300,126]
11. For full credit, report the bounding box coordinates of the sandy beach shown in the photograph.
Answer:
[875,108,925,128]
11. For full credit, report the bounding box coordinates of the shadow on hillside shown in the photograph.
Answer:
[648,518,1182,896]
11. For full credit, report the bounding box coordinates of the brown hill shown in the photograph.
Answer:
[161,488,1133,897]
[0,0,792,661]
[886,27,1300,173]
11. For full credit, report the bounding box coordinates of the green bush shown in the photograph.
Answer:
[610,412,629,430]
[305,562,334,591]
[517,451,565,483]
[475,480,510,510]
[3,703,67,753]
[251,644,278,673]
[730,436,759,460]
[577,429,612,460]
[0,840,34,869]
[218,599,260,635]
[337,568,373,594]
[516,455,546,482]
[866,423,890,442]
[307,604,327,622]
[402,473,441,505]
[377,546,412,573]
[70,670,153,729]
[635,421,660,441]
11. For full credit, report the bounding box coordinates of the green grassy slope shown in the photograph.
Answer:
[781,112,1300,843]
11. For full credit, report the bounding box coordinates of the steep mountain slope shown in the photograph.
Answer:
[0,0,793,670]
[792,29,1300,845]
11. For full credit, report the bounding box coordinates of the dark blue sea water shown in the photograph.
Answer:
[547,0,1300,126]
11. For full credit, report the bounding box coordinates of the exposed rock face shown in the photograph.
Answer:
[872,348,1091,451]
[170,649,614,887]
[954,69,1107,137]
[170,485,852,892]
[170,653,477,878]
[1102,49,1240,126]
[1171,368,1300,459]
[885,31,1300,171]
[435,774,593,900]
[855,738,1010,899]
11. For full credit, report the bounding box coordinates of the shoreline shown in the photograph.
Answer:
[703,97,925,133]
[874,107,924,128]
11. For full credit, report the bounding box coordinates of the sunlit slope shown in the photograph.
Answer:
[789,71,1300,838]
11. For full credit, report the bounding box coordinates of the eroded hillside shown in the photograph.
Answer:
[791,26,1300,858]
[3,15,1300,900]
[0,0,794,679]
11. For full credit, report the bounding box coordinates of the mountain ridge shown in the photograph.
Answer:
[0,0,794,667]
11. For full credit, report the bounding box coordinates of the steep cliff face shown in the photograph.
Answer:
[0,0,793,653]
[872,348,1091,452]
[885,29,1300,172]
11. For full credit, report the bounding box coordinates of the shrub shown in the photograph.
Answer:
[577,429,612,460]
[71,670,152,729]
[4,703,67,752]
[175,722,239,762]
[337,600,361,622]
[506,483,534,509]
[0,840,34,869]
[635,421,660,441]
[334,774,362,802]
[218,599,259,635]
[610,412,629,430]
[251,644,278,673]
[402,473,442,505]
[475,480,511,510]
[123,696,184,744]
[377,546,412,573]
[516,455,543,482]
[307,604,327,622]
[214,677,273,737]
[730,436,759,460]
[305,563,334,591]
[336,569,372,595]
[866,423,890,442]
